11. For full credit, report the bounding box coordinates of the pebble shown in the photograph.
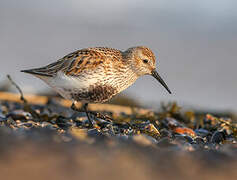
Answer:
[211,130,226,144]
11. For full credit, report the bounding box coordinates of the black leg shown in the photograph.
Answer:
[71,102,93,128]
[83,103,94,127]
[71,102,113,125]
[89,111,113,122]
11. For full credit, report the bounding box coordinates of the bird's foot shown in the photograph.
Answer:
[71,103,113,127]
[71,103,94,128]
[89,111,113,122]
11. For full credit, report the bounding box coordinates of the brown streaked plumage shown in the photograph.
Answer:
[21,46,171,126]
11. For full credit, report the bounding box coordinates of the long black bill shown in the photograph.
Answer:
[151,70,172,94]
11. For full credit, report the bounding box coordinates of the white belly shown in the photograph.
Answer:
[36,69,138,101]
[36,71,98,100]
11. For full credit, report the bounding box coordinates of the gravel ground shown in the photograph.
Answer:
[0,97,237,180]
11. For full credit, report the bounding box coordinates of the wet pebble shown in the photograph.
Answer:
[160,128,173,138]
[195,137,205,145]
[162,117,182,128]
[40,122,58,130]
[173,127,196,137]
[88,128,104,137]
[55,116,72,129]
[211,130,226,144]
[6,110,32,121]
[194,128,210,137]
[23,122,33,128]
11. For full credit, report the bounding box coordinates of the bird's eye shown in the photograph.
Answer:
[143,59,149,64]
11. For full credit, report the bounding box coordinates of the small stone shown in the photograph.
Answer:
[23,122,33,128]
[195,137,205,145]
[194,128,210,137]
[162,117,181,128]
[173,127,196,137]
[6,110,32,121]
[142,123,160,139]
[88,128,103,137]
[160,128,173,138]
[211,130,226,144]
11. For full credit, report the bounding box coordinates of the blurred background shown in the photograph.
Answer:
[0,0,237,111]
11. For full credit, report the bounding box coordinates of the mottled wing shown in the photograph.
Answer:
[21,47,122,77]
[64,49,105,76]
[65,47,122,76]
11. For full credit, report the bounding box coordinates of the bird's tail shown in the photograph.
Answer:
[21,68,53,77]
[21,59,70,77]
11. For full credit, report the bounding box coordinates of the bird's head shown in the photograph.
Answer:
[124,46,171,94]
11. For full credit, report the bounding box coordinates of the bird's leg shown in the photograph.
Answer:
[83,103,94,127]
[71,102,112,123]
[71,102,93,128]
[89,111,113,122]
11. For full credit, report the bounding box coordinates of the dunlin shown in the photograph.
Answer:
[21,46,171,126]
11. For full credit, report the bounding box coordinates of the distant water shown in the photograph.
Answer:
[1,0,237,112]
